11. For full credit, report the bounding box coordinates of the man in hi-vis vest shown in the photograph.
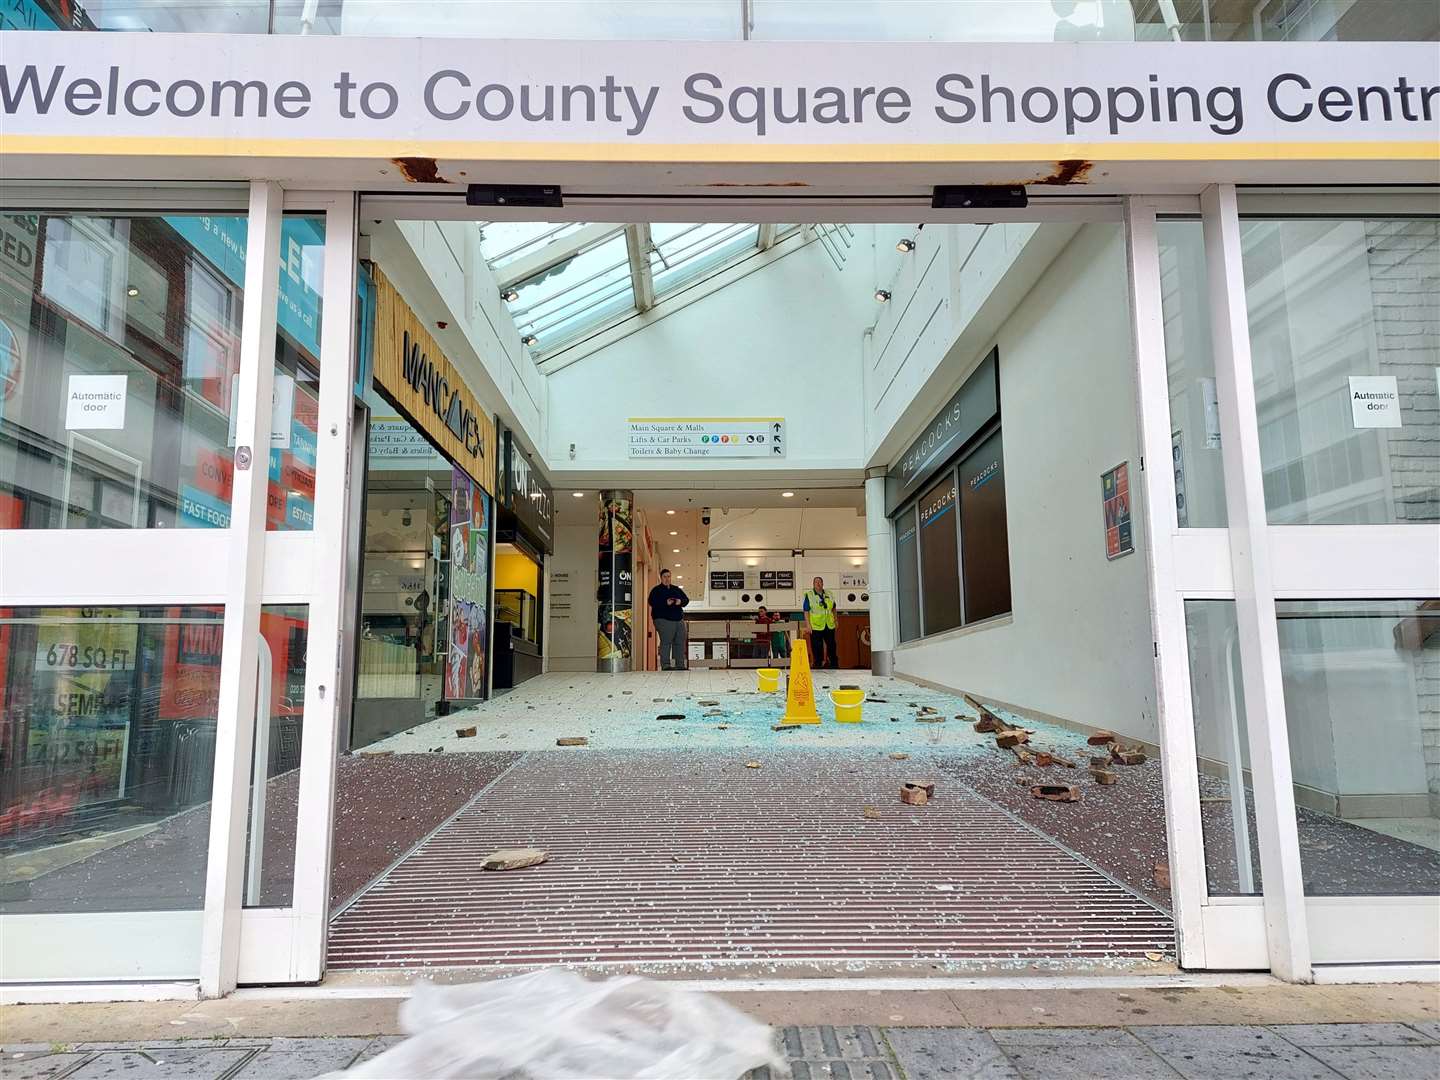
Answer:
[803,576,839,669]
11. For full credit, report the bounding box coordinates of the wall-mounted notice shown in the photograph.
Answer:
[1348,374,1402,428]
[628,417,785,459]
[1101,462,1134,560]
[65,373,127,430]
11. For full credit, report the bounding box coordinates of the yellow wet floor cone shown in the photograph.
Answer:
[780,640,822,724]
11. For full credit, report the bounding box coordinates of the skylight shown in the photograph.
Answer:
[479,220,806,360]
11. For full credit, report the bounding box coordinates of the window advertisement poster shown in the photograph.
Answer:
[958,431,1012,622]
[1101,460,1134,560]
[14,609,140,816]
[917,472,962,635]
[447,469,491,700]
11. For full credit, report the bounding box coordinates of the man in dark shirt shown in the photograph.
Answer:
[648,568,690,671]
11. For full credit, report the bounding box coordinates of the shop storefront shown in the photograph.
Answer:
[351,269,497,745]
[887,348,1010,643]
[492,421,552,690]
[0,7,1435,995]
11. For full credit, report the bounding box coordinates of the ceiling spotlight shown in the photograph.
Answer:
[501,287,519,302]
[665,509,675,515]
[521,333,538,347]
[781,491,794,498]
[669,530,677,536]
[895,238,917,253]
[874,289,891,303]
[672,548,680,553]
[676,575,684,580]
[571,491,585,498]
[126,286,140,297]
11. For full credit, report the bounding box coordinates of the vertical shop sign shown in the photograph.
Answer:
[1101,461,1134,560]
[597,490,634,672]
[447,469,490,700]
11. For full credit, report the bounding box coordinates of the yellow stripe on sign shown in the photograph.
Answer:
[1,134,1437,164]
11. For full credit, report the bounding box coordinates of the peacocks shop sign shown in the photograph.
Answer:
[2,33,1436,166]
[372,267,496,492]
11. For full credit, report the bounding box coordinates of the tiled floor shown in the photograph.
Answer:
[8,1023,1437,1079]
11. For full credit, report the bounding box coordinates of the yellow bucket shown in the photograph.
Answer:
[830,688,865,723]
[757,668,781,693]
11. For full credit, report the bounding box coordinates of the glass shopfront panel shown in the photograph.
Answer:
[1157,219,1228,528]
[1185,599,1262,896]
[957,429,1011,623]
[0,212,325,533]
[917,471,962,636]
[1240,217,1439,526]
[1276,599,1439,897]
[896,507,921,643]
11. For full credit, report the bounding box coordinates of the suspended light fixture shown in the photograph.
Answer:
[874,289,891,303]
[895,238,917,253]
[521,333,538,347]
[501,287,520,302]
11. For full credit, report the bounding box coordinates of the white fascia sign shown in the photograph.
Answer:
[1349,374,1402,428]
[65,373,127,430]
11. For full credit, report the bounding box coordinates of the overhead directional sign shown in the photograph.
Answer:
[628,417,786,459]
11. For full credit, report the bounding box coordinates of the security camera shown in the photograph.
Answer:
[701,507,711,526]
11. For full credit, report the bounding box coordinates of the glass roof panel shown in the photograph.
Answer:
[509,229,633,349]
[479,221,591,269]
[650,223,759,295]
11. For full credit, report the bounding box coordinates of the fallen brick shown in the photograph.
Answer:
[1087,730,1118,745]
[1030,784,1080,802]
[1034,751,1054,767]
[1090,768,1118,786]
[1090,755,1113,769]
[900,779,936,806]
[744,761,761,769]
[973,715,1002,734]
[889,752,910,760]
[482,848,548,871]
[1111,746,1148,766]
[863,806,882,819]
[995,730,1030,748]
[1154,861,1172,890]
[556,737,589,747]
[455,726,477,739]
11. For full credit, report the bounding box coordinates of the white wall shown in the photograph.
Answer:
[894,224,1159,743]
[543,236,874,476]
[546,523,596,671]
[371,220,548,460]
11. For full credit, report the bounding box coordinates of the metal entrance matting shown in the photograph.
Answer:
[327,750,1173,969]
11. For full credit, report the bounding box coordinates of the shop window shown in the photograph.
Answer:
[1275,599,1440,897]
[958,429,1011,623]
[0,211,325,532]
[896,507,921,643]
[1240,217,1439,526]
[0,604,309,918]
[917,471,962,636]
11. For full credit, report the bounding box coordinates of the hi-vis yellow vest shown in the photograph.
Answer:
[805,589,837,631]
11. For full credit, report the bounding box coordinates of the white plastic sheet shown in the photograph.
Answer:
[325,969,786,1079]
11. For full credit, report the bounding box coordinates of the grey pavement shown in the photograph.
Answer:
[5,1023,1439,1080]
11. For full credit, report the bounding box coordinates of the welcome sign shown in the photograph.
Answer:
[2,33,1436,163]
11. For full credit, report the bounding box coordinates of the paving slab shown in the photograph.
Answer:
[346,1036,406,1067]
[229,1041,371,1079]
[1269,1023,1434,1047]
[775,1026,899,1080]
[884,1027,1019,1079]
[0,1051,94,1079]
[0,1002,196,1043]
[1304,1045,1440,1080]
[179,997,402,1038]
[998,1044,1184,1079]
[987,1027,1142,1047]
[1129,1025,1343,1080]
[1408,1021,1440,1041]
[67,1048,253,1079]
[721,990,966,1028]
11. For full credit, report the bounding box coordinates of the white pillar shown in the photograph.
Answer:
[1202,183,1311,983]
[864,469,897,675]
